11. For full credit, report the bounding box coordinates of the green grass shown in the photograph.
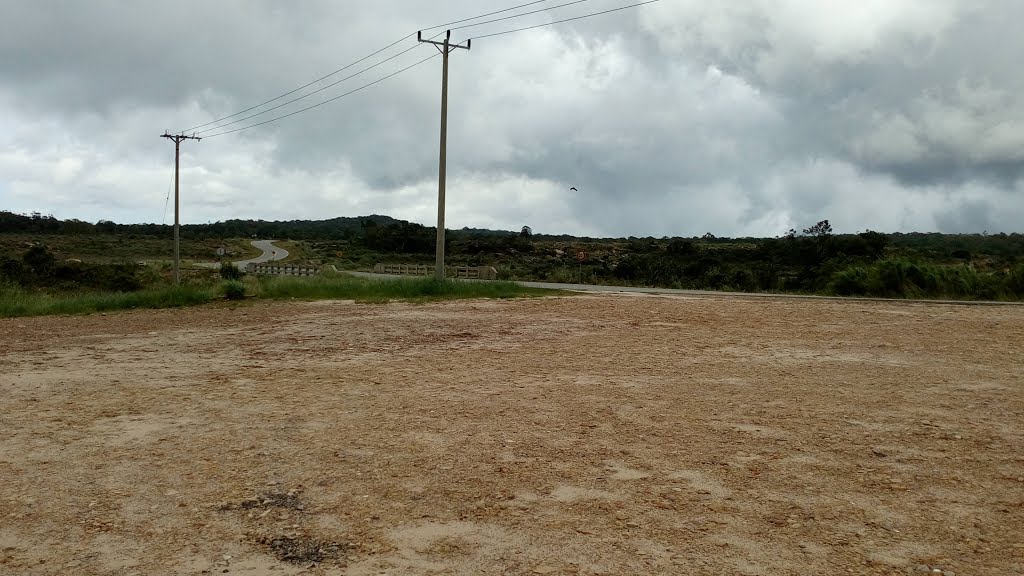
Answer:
[0,283,215,317]
[0,275,555,318]
[254,274,554,302]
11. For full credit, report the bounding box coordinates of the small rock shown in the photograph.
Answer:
[222,555,231,561]
[532,566,557,575]
[872,448,888,457]
[915,565,930,573]
[943,571,955,576]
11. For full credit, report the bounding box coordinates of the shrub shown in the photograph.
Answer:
[874,259,909,296]
[23,245,56,277]
[829,267,869,296]
[730,268,758,292]
[219,262,243,280]
[0,257,28,285]
[222,280,246,300]
[1007,263,1024,297]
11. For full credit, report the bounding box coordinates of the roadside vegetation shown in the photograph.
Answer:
[3,210,1024,310]
[0,242,553,318]
[254,273,550,302]
[0,283,215,317]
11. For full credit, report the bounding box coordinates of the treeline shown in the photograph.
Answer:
[7,209,1023,263]
[0,210,526,254]
[4,211,1024,300]
[599,231,1023,299]
[0,210,402,241]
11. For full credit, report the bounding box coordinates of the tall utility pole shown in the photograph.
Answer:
[160,133,201,284]
[419,30,470,280]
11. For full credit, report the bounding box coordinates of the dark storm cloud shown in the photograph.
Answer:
[1,0,1022,236]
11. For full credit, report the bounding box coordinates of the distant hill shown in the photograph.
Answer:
[2,210,1022,252]
[0,211,406,240]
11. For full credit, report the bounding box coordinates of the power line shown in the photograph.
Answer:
[190,0,661,139]
[422,0,551,31]
[202,52,440,138]
[179,35,414,134]
[472,0,663,39]
[452,0,595,32]
[179,0,555,134]
[193,33,443,135]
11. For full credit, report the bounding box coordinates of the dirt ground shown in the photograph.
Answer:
[1,294,1022,575]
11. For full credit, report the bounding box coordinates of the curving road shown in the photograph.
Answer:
[233,240,288,269]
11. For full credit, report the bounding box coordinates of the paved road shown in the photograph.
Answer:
[345,271,1021,307]
[196,240,288,270]
[234,240,288,268]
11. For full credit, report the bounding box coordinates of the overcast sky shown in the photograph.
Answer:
[1,0,1022,237]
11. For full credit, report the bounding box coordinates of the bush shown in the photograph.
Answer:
[0,257,28,285]
[222,280,246,300]
[730,268,758,292]
[1007,263,1024,297]
[829,267,869,296]
[23,245,56,277]
[219,262,243,280]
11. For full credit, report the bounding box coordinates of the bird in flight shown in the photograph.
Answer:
[570,187,578,191]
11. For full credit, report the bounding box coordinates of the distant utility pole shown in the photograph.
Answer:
[160,132,201,284]
[418,30,470,281]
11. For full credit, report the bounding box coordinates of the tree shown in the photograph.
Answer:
[520,225,532,238]
[96,220,117,234]
[800,220,835,262]
[802,220,833,238]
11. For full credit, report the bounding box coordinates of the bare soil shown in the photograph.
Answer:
[1,294,1022,575]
